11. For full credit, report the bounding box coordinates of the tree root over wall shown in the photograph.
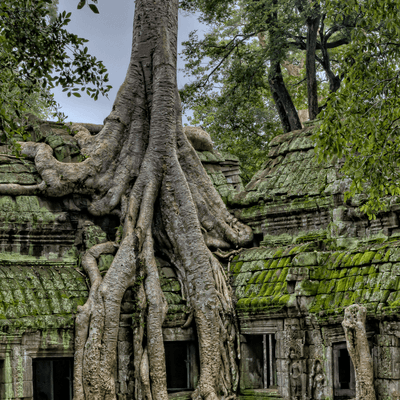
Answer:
[342,304,376,400]
[0,1,253,399]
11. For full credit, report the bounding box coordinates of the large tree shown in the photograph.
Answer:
[315,0,400,217]
[1,0,253,399]
[180,0,356,134]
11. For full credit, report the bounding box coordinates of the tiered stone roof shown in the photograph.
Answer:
[228,124,400,246]
[0,257,87,331]
[231,238,400,323]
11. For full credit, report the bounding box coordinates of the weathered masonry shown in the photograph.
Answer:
[2,120,400,399]
[0,121,241,400]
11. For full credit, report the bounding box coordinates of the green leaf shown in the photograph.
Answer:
[77,0,86,10]
[89,4,99,13]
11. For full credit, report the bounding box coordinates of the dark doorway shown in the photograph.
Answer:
[241,334,277,389]
[164,341,198,392]
[33,358,73,400]
[333,343,355,399]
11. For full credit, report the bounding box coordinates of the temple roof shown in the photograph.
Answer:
[232,237,400,323]
[0,258,87,331]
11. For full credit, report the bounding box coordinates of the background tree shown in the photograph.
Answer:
[1,0,253,399]
[0,0,110,150]
[314,0,400,217]
[180,0,357,179]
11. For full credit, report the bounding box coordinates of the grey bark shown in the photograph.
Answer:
[342,304,376,400]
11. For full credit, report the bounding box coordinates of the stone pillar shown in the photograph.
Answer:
[283,319,308,400]
[375,321,400,399]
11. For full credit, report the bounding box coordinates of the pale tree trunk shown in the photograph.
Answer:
[0,0,253,399]
[305,12,320,120]
[342,305,376,400]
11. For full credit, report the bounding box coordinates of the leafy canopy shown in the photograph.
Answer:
[0,0,110,148]
[180,0,350,182]
[314,0,400,217]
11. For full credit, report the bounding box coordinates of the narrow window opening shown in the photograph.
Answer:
[33,358,73,400]
[253,233,263,248]
[164,341,198,392]
[242,334,276,390]
[338,349,351,390]
[0,360,4,399]
[333,343,355,399]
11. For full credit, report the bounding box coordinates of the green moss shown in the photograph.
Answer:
[255,271,268,284]
[264,284,275,296]
[278,267,289,282]
[341,292,352,308]
[358,251,376,265]
[368,265,377,274]
[330,269,340,279]
[345,276,356,291]
[339,269,348,278]
[269,259,279,269]
[271,282,283,296]
[273,248,284,258]
[361,288,373,302]
[342,253,352,267]
[353,275,364,290]
[351,253,362,266]
[360,266,370,276]
[296,280,319,296]
[233,261,244,275]
[292,252,317,266]
[277,257,290,269]
[278,294,291,305]
[336,278,348,292]
[332,252,345,268]
[258,282,270,297]
[350,290,363,304]
[289,246,300,255]
[310,267,324,280]
[262,270,274,284]
[236,298,253,310]
[348,267,359,276]
[271,269,282,283]
[248,271,262,284]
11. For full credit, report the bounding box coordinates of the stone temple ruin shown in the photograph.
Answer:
[1,120,400,399]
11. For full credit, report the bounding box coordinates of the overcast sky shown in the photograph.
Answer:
[53,1,205,124]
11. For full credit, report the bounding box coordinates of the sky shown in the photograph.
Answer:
[52,1,206,124]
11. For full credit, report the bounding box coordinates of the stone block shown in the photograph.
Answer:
[295,280,319,296]
[23,380,33,397]
[24,365,32,381]
[377,334,400,347]
[392,263,400,275]
[376,379,400,400]
[292,252,317,267]
[379,263,393,273]
[376,346,400,379]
